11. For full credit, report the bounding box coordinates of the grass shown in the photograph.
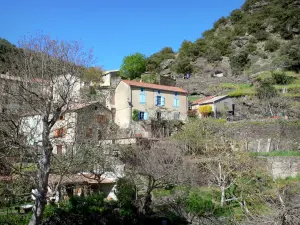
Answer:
[220,83,256,97]
[188,95,202,102]
[249,150,300,157]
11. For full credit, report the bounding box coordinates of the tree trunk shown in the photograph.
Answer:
[220,186,225,208]
[29,119,52,225]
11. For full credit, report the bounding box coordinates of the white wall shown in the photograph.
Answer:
[114,82,131,128]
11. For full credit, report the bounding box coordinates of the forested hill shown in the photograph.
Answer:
[143,0,300,87]
[0,38,19,74]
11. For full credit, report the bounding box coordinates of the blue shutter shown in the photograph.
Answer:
[176,99,179,107]
[140,93,143,104]
[161,97,165,106]
[173,98,177,107]
[140,93,146,104]
[143,94,146,104]
[144,112,148,120]
[155,96,158,106]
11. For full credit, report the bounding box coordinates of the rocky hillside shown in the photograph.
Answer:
[144,0,300,95]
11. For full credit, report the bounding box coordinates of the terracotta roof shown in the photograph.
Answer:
[191,96,215,105]
[48,174,115,185]
[122,80,188,94]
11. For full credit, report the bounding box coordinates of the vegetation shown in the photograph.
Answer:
[120,53,147,80]
[198,105,212,117]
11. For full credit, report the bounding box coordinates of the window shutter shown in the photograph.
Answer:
[176,99,179,107]
[155,96,158,106]
[144,112,148,120]
[173,98,177,107]
[161,97,165,106]
[54,130,59,138]
[140,93,143,104]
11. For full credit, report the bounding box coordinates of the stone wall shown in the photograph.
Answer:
[267,157,300,178]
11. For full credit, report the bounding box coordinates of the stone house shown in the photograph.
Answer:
[191,95,234,118]
[114,80,188,129]
[22,102,113,155]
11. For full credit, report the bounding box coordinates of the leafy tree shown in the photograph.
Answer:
[280,37,300,70]
[172,57,193,74]
[146,47,175,72]
[178,40,200,60]
[83,67,103,83]
[120,53,146,79]
[230,9,244,23]
[230,51,249,76]
[213,17,228,29]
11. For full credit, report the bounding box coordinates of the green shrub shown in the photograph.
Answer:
[253,30,269,41]
[271,71,294,85]
[230,9,244,23]
[214,17,228,28]
[264,39,280,52]
[172,57,193,74]
[256,80,278,99]
[246,43,257,54]
[132,109,139,121]
[146,47,175,72]
[230,51,250,75]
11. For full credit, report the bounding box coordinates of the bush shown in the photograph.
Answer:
[253,30,269,41]
[198,105,213,117]
[213,17,228,28]
[230,51,249,75]
[264,39,280,52]
[271,71,294,85]
[207,48,222,62]
[256,80,278,99]
[132,109,139,121]
[187,110,198,118]
[246,43,257,54]
[146,47,175,72]
[172,57,193,74]
[230,9,244,23]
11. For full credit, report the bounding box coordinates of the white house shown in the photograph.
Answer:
[191,95,234,118]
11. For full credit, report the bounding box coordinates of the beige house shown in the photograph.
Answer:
[191,95,234,118]
[115,80,188,128]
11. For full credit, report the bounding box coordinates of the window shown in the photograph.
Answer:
[155,96,165,106]
[140,88,146,104]
[173,92,179,107]
[56,145,63,155]
[86,128,93,138]
[156,111,161,120]
[173,112,180,120]
[97,115,108,124]
[138,111,148,120]
[54,128,66,138]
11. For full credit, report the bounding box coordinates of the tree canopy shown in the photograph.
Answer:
[120,53,146,80]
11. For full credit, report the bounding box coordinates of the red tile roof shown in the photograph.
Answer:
[191,96,215,105]
[122,80,188,94]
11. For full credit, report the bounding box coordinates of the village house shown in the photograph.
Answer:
[191,95,234,118]
[21,102,114,155]
[114,80,188,129]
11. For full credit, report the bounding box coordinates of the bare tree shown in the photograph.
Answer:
[121,140,184,215]
[0,33,94,225]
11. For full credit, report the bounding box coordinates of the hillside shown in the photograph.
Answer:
[143,0,300,119]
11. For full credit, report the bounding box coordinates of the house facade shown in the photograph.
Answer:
[191,95,234,118]
[22,102,113,155]
[115,80,188,128]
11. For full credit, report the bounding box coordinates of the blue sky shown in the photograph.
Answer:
[1,0,244,70]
